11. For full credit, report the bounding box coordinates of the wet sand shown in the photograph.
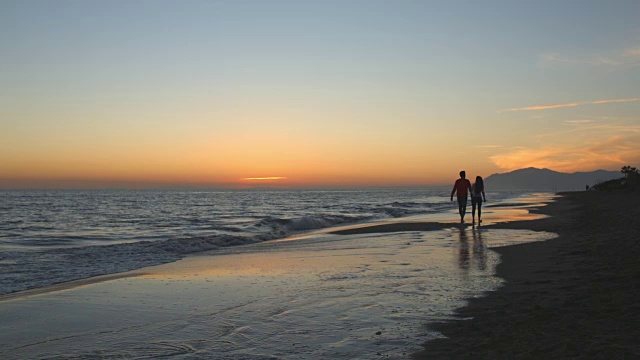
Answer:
[412,190,640,359]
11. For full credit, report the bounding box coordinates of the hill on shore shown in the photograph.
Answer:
[485,167,620,191]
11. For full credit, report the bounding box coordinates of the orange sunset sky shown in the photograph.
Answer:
[1,1,639,189]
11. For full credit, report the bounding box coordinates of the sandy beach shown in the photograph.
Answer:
[413,190,640,359]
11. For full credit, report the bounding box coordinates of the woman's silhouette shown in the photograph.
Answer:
[471,176,486,225]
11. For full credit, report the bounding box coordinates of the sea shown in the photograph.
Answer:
[0,188,524,296]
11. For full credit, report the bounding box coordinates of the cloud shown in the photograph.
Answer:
[592,97,640,104]
[501,102,582,112]
[490,148,565,171]
[474,145,503,149]
[564,119,593,124]
[242,177,287,181]
[540,53,622,66]
[624,47,640,57]
[500,97,640,112]
[532,123,640,140]
[490,134,640,172]
[541,45,640,68]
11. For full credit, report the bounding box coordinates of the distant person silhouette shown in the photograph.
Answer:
[471,176,486,225]
[450,171,472,223]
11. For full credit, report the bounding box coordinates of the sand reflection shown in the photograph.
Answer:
[456,227,487,272]
[472,228,487,271]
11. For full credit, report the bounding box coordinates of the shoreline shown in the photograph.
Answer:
[412,190,640,359]
[1,193,547,302]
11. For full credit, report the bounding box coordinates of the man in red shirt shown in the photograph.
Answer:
[450,170,472,223]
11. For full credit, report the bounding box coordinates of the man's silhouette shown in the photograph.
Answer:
[450,170,472,223]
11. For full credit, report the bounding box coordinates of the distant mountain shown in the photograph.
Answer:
[484,167,621,191]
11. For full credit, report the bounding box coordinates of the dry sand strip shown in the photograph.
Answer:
[412,190,640,359]
[331,222,451,235]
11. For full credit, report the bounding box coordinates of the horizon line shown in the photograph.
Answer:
[0,166,626,190]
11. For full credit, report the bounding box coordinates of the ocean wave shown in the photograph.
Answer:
[0,233,264,295]
[375,206,412,217]
[0,213,375,295]
[374,203,445,218]
[254,214,375,234]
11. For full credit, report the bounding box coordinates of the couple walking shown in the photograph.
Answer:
[450,170,486,224]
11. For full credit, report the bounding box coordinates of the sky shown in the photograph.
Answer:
[1,0,639,188]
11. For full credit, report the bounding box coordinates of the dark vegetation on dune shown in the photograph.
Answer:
[593,165,640,191]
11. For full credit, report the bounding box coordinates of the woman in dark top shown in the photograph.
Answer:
[471,176,486,224]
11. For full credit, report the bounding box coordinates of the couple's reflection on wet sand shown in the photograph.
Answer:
[457,227,487,271]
